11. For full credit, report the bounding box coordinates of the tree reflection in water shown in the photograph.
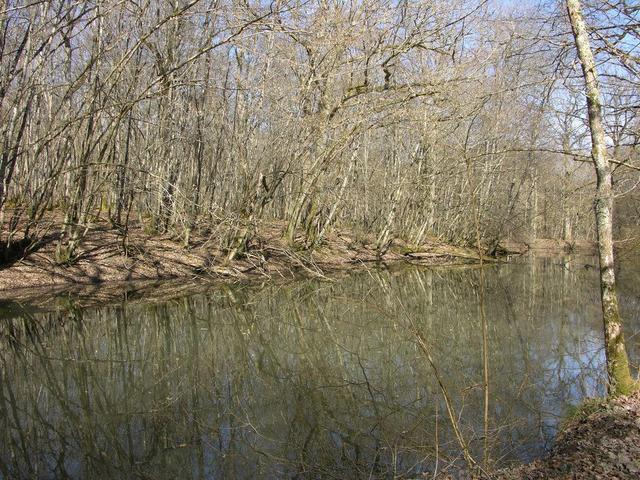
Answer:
[1,258,638,479]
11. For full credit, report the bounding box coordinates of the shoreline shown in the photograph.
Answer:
[0,219,596,304]
[0,260,492,311]
[0,220,483,301]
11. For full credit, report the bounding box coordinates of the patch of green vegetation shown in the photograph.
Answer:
[392,243,425,255]
[562,397,609,430]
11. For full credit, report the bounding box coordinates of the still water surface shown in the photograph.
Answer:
[1,257,639,479]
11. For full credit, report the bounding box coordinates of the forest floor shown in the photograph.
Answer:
[494,392,640,479]
[0,216,595,303]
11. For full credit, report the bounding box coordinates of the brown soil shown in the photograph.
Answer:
[0,218,486,302]
[494,393,640,480]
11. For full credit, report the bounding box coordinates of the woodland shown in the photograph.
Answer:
[0,0,638,264]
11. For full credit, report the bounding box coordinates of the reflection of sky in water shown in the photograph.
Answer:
[1,258,640,479]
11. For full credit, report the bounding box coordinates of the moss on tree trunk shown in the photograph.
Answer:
[566,0,638,396]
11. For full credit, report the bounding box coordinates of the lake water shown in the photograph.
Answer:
[1,257,639,479]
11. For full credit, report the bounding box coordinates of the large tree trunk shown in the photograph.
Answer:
[566,0,637,395]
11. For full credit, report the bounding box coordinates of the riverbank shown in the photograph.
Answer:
[495,392,640,479]
[0,217,599,302]
[0,219,489,300]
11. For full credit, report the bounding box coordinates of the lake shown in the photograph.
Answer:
[1,257,639,479]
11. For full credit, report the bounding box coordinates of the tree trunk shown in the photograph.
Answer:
[566,0,637,395]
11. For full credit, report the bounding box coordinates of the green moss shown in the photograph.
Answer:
[392,241,430,255]
[607,327,639,396]
[394,245,416,255]
[602,296,640,396]
[607,337,639,396]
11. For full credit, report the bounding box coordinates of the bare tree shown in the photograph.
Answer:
[566,0,638,395]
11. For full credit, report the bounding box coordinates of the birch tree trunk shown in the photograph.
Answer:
[566,0,638,395]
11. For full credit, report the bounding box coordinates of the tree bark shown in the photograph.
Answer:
[566,0,637,395]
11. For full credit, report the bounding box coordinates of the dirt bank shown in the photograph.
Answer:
[495,393,640,479]
[0,219,488,301]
